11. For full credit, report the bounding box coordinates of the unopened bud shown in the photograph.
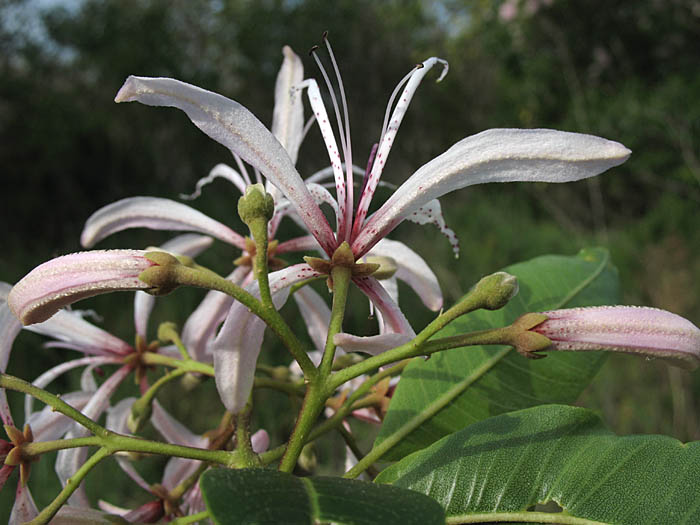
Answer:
[362,255,398,280]
[127,397,153,433]
[472,272,519,311]
[238,183,275,225]
[525,306,700,369]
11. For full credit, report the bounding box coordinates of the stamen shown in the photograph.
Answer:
[323,32,354,240]
[380,65,422,144]
[232,153,252,186]
[359,143,379,199]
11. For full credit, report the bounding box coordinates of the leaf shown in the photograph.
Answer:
[376,404,700,524]
[375,248,620,460]
[200,468,445,525]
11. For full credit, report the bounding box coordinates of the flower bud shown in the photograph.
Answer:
[237,183,275,225]
[8,250,157,325]
[529,306,700,369]
[472,271,519,311]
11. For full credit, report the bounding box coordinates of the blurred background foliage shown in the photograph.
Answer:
[1,0,699,516]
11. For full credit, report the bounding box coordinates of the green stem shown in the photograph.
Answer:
[21,436,102,457]
[249,216,273,308]
[158,322,191,360]
[277,383,326,472]
[329,327,513,391]
[337,423,378,478]
[319,265,352,377]
[234,403,261,467]
[344,347,511,478]
[254,376,305,397]
[174,264,317,379]
[170,510,210,525]
[141,352,214,376]
[0,373,107,437]
[28,446,111,525]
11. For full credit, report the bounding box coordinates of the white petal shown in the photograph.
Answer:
[272,46,305,164]
[334,332,412,356]
[212,264,320,413]
[0,284,21,426]
[9,483,38,525]
[28,390,93,442]
[181,266,250,362]
[406,199,460,258]
[368,239,443,311]
[181,163,248,200]
[293,286,331,352]
[151,401,207,448]
[115,76,336,254]
[56,365,131,506]
[24,308,133,357]
[353,128,631,256]
[81,196,245,249]
[24,356,120,421]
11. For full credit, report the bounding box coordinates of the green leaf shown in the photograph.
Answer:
[376,248,620,460]
[200,468,445,525]
[376,404,700,524]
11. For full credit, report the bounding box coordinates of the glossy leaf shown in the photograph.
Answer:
[376,404,700,524]
[200,468,444,525]
[375,248,619,460]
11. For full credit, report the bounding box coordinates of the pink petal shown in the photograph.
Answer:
[8,250,156,325]
[0,284,22,426]
[81,196,245,250]
[115,76,336,255]
[28,390,93,442]
[534,306,700,369]
[352,129,631,256]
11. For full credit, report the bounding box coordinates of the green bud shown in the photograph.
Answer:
[127,397,153,434]
[140,252,183,296]
[238,183,275,225]
[472,272,519,310]
[157,321,179,344]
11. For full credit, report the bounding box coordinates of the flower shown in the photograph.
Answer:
[521,306,700,369]
[112,41,629,355]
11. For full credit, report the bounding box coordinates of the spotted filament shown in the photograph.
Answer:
[322,33,355,243]
[310,39,353,243]
[350,58,449,245]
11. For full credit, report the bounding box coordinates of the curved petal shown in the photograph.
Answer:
[115,76,336,255]
[0,284,21,426]
[405,199,459,258]
[28,390,93,442]
[81,196,245,250]
[276,234,323,255]
[25,356,119,421]
[151,401,207,449]
[181,163,248,200]
[8,250,155,325]
[56,365,131,506]
[24,308,133,357]
[181,266,250,362]
[293,286,331,352]
[334,276,415,356]
[272,46,304,165]
[9,483,37,525]
[352,128,631,256]
[368,239,442,311]
[212,264,321,413]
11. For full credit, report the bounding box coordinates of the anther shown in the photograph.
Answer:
[322,30,329,40]
[309,45,319,56]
